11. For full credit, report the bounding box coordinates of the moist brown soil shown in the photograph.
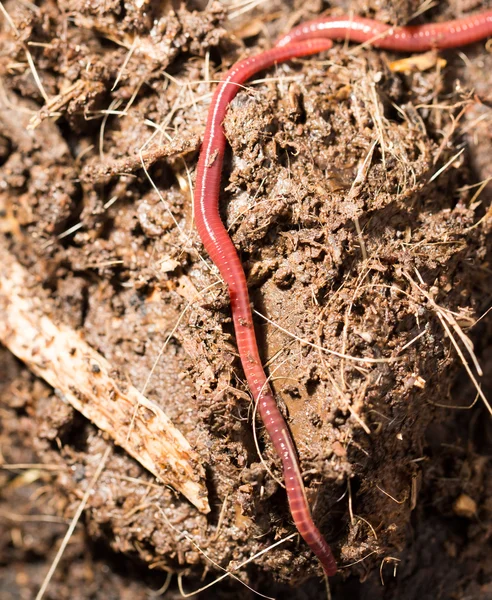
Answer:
[1,0,492,598]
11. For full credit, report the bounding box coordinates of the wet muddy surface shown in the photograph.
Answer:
[1,0,492,598]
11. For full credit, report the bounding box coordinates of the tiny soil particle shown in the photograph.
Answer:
[1,0,492,599]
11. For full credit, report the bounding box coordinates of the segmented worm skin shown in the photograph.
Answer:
[275,10,492,50]
[193,12,492,578]
[194,39,337,577]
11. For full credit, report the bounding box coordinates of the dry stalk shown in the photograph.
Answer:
[0,246,210,514]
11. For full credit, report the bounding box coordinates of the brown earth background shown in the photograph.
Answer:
[1,0,492,598]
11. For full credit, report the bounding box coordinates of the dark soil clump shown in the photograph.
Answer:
[1,0,492,598]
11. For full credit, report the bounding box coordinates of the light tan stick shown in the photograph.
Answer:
[0,247,210,514]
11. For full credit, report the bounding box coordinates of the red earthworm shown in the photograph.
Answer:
[193,11,492,578]
[275,10,492,51]
[194,39,337,577]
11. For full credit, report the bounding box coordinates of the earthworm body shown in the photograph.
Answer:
[275,11,492,49]
[193,11,492,577]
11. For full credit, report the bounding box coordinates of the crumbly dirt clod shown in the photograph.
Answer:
[1,0,492,598]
